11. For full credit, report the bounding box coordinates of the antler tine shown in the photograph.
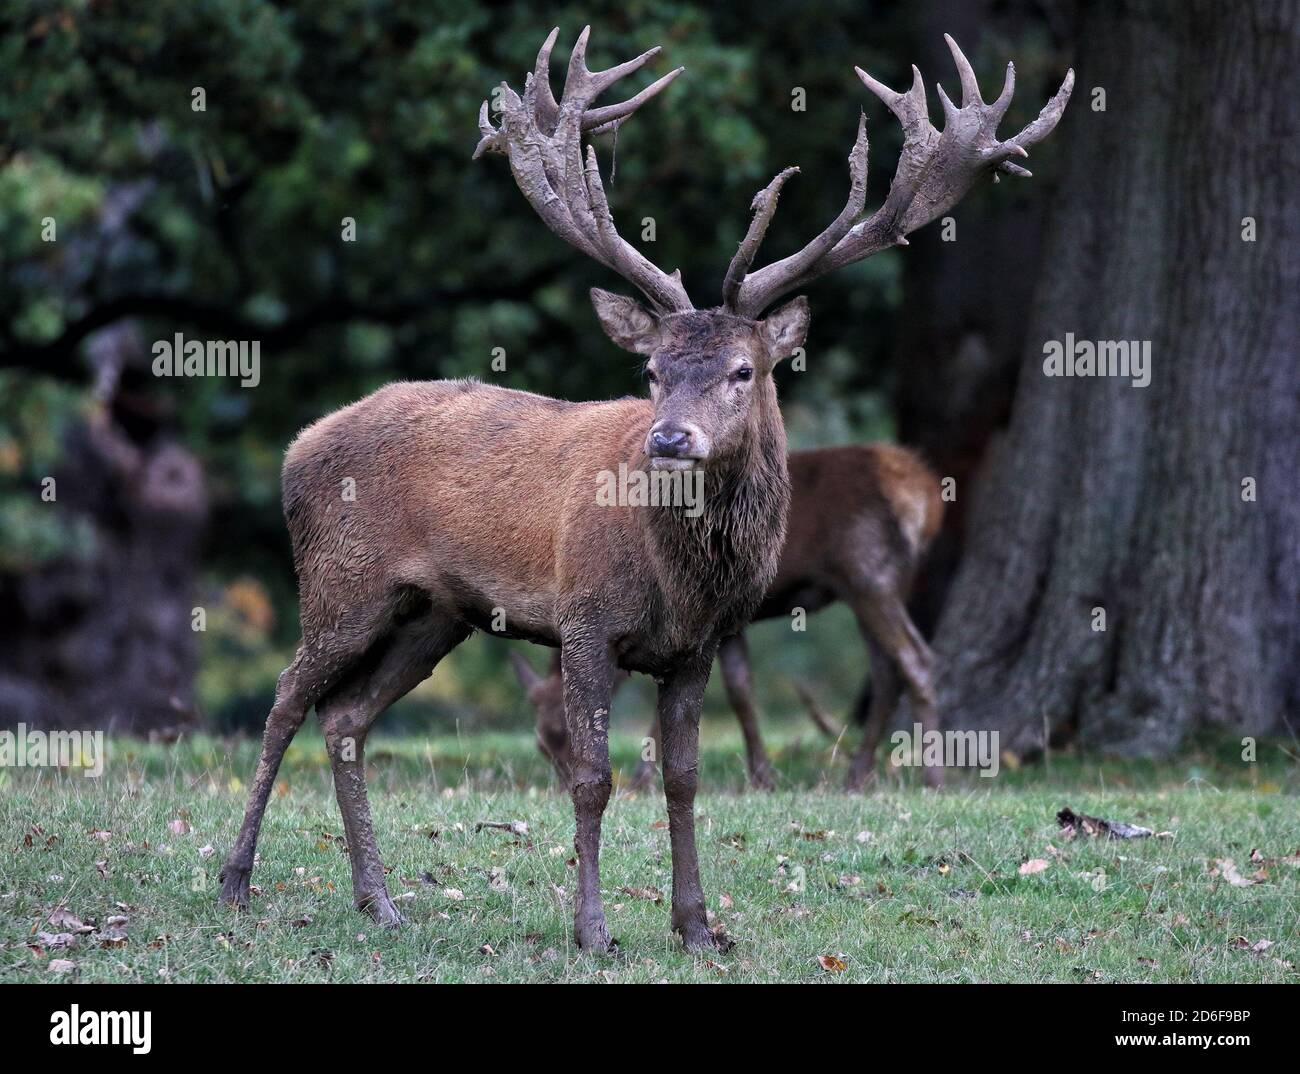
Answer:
[562,24,593,100]
[722,167,800,310]
[729,36,1073,318]
[944,32,983,108]
[584,146,687,313]
[858,63,936,171]
[1006,67,1075,153]
[585,66,684,134]
[473,100,496,160]
[591,44,664,94]
[532,27,561,134]
[474,28,694,313]
[726,117,868,316]
[990,61,1016,123]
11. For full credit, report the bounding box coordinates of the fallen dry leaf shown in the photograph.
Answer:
[1019,858,1052,876]
[1230,936,1274,955]
[817,954,847,973]
[1211,859,1258,888]
[48,959,77,975]
[618,886,663,904]
[46,907,92,932]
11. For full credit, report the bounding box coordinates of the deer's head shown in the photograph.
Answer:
[589,292,807,469]
[475,27,1073,470]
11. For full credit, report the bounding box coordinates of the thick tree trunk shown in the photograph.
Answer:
[931,0,1299,755]
[893,0,1061,634]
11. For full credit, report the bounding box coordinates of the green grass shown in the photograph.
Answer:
[1,725,1297,983]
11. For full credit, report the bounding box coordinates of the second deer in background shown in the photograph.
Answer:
[515,442,945,790]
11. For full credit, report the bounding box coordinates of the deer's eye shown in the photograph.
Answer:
[733,366,754,382]
[646,369,658,385]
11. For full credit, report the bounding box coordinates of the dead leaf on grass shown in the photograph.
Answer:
[1211,859,1259,887]
[1230,936,1274,955]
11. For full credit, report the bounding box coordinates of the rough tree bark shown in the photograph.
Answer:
[893,0,1061,634]
[931,0,1299,755]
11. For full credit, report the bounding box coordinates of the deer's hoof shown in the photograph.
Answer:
[217,863,251,910]
[749,766,776,792]
[923,766,946,790]
[844,761,877,793]
[358,891,403,928]
[679,921,734,954]
[575,916,616,953]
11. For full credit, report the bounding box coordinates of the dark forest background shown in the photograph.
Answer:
[1,0,1295,758]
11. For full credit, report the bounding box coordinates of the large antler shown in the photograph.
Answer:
[725,35,1074,318]
[473,27,693,314]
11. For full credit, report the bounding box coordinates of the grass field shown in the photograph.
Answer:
[2,723,1297,983]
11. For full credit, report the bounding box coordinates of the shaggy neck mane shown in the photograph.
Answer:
[640,379,791,649]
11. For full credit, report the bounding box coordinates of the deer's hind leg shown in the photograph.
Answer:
[845,637,901,791]
[317,615,469,926]
[220,612,390,909]
[846,589,941,789]
[718,633,774,790]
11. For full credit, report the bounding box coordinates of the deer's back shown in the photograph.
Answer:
[760,443,942,616]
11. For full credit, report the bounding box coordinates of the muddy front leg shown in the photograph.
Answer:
[561,635,619,952]
[658,652,728,952]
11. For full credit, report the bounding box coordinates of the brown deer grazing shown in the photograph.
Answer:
[218,27,1071,952]
[515,442,944,791]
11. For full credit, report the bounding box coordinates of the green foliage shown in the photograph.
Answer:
[0,375,95,567]
[0,2,1057,724]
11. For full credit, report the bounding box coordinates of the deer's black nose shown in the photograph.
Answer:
[649,426,692,457]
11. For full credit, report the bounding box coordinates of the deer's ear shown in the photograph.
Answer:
[759,296,810,363]
[590,289,661,354]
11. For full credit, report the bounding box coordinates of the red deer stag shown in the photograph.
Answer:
[219,27,1071,952]
[516,442,944,791]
